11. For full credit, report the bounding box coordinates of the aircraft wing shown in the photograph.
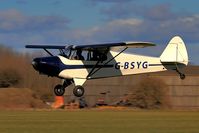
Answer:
[25,45,71,56]
[73,42,156,50]
[25,45,67,49]
[26,42,156,51]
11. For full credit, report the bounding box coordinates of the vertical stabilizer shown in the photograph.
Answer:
[160,36,188,66]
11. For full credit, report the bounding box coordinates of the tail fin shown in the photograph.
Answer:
[160,36,188,66]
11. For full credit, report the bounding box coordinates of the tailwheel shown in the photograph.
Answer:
[175,68,186,80]
[54,84,65,96]
[175,63,186,80]
[180,73,185,80]
[73,86,85,97]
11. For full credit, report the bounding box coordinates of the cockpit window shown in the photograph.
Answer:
[60,48,107,61]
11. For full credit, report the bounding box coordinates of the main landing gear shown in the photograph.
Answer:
[54,80,85,97]
[54,84,65,96]
[73,86,85,97]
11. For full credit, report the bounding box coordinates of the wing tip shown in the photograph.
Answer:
[125,42,156,47]
[25,45,67,49]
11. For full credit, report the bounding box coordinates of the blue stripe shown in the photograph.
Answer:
[59,64,114,70]
[149,63,184,66]
[149,64,162,66]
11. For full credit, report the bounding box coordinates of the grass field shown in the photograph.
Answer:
[0,110,199,133]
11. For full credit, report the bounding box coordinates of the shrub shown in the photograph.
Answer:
[0,69,21,88]
[128,77,169,109]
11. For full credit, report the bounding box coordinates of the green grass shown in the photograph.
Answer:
[0,110,199,133]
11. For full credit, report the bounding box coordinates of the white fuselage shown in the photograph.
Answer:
[58,50,166,80]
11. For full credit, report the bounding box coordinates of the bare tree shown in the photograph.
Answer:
[128,77,170,109]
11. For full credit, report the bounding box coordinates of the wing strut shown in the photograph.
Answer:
[87,60,101,78]
[86,47,128,79]
[44,48,53,56]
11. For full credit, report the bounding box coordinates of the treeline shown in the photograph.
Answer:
[0,45,60,101]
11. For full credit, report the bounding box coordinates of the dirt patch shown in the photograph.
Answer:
[0,88,48,109]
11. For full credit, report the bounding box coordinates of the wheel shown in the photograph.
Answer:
[54,84,65,96]
[73,86,85,97]
[180,73,185,80]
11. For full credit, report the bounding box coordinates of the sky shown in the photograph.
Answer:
[0,0,199,64]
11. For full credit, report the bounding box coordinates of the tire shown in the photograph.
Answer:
[180,73,186,80]
[54,84,65,96]
[73,86,84,97]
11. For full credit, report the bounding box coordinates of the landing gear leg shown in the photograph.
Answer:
[175,64,186,80]
[54,79,72,96]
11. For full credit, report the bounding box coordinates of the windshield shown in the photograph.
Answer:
[59,49,71,58]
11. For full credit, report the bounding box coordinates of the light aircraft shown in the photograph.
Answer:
[26,36,188,97]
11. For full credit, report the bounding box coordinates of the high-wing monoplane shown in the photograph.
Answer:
[26,36,188,97]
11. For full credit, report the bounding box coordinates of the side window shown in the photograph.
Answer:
[68,49,107,61]
[70,50,86,60]
[90,50,107,61]
[86,51,92,61]
[76,50,85,60]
